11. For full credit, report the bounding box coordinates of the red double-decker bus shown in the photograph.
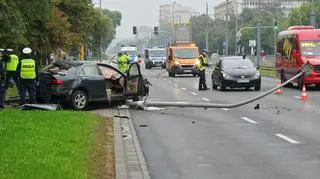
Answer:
[275,26,320,88]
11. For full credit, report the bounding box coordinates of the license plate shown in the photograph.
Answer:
[184,70,192,72]
[237,79,250,83]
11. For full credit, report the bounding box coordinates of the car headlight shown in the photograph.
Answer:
[222,71,233,79]
[252,72,261,79]
[174,61,180,65]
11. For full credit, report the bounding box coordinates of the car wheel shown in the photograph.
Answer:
[297,76,304,90]
[70,90,88,110]
[212,79,217,89]
[193,73,197,77]
[168,71,172,77]
[219,79,225,91]
[172,73,175,77]
[255,84,261,91]
[246,87,251,91]
[133,96,142,101]
[281,72,292,87]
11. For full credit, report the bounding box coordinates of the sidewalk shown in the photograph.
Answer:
[95,107,150,179]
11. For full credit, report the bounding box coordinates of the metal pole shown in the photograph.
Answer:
[257,20,261,66]
[273,17,277,55]
[225,0,229,56]
[235,15,238,56]
[205,2,209,51]
[99,0,102,62]
[127,63,313,110]
[172,1,176,43]
[311,0,316,27]
[256,0,261,66]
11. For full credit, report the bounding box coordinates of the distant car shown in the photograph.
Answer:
[211,56,261,91]
[144,48,166,69]
[37,61,149,110]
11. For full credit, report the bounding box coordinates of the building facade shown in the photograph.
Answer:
[159,3,200,24]
[214,0,307,20]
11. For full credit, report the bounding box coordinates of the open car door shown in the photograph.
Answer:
[126,62,144,97]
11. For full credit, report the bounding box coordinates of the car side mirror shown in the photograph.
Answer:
[292,50,299,58]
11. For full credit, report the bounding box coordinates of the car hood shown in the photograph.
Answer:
[223,68,258,77]
[301,56,320,65]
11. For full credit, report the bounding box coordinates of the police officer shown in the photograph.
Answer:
[117,52,130,73]
[197,49,210,91]
[5,49,20,90]
[17,47,38,105]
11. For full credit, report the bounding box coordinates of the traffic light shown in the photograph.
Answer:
[154,26,159,35]
[274,20,279,30]
[133,26,137,35]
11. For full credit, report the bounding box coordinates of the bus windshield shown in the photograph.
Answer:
[173,48,198,59]
[300,41,320,56]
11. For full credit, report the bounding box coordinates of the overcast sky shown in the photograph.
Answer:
[93,0,224,40]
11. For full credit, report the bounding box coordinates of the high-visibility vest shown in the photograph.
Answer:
[7,54,19,71]
[197,55,207,70]
[117,55,129,72]
[20,59,36,79]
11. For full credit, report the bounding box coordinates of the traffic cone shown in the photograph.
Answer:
[275,81,283,95]
[300,85,308,101]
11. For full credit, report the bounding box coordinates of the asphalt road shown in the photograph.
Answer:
[130,67,320,179]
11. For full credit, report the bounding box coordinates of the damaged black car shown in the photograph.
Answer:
[36,61,149,110]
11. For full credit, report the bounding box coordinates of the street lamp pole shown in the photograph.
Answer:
[172,1,176,44]
[99,0,102,62]
[225,0,229,56]
[205,2,209,51]
[310,0,316,27]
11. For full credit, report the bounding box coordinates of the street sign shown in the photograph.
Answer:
[249,40,256,47]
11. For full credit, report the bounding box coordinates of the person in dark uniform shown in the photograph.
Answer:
[17,47,38,105]
[0,49,10,109]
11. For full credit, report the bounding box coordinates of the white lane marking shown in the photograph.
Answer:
[190,92,198,96]
[275,133,300,144]
[181,88,187,91]
[174,84,179,87]
[164,78,167,81]
[241,117,257,124]
[202,98,211,102]
[168,81,172,83]
[222,108,229,111]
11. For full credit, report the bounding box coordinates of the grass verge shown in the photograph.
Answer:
[0,109,114,179]
[259,67,276,77]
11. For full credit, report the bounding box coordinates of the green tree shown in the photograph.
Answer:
[0,0,27,49]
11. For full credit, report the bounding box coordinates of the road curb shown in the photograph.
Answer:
[95,108,150,179]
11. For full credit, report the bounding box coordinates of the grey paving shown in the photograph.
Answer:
[95,108,150,179]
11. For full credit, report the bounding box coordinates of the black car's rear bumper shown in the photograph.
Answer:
[221,78,261,87]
